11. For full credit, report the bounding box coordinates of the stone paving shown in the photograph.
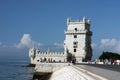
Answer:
[76,65,120,80]
[50,65,108,80]
[82,64,120,72]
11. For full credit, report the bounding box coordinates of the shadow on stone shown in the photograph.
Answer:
[33,72,52,80]
[27,64,36,67]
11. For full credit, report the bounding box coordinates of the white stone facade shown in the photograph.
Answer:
[29,48,67,64]
[29,17,92,64]
[64,17,92,63]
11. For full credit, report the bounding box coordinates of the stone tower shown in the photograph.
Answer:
[64,17,92,63]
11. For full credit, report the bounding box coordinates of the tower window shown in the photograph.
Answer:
[75,28,77,31]
[73,41,78,48]
[73,41,78,45]
[73,45,77,48]
[74,49,76,52]
[74,35,77,38]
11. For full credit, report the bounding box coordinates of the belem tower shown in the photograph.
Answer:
[29,17,92,64]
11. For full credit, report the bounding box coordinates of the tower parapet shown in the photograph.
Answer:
[67,17,90,26]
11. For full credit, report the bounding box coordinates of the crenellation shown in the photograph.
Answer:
[67,17,90,26]
[34,50,65,56]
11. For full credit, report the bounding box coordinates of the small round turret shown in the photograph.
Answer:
[83,16,86,22]
[29,48,36,59]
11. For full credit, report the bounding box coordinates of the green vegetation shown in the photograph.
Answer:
[99,52,120,60]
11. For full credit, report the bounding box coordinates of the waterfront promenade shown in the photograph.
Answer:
[33,63,120,80]
[50,65,107,80]
[76,64,120,80]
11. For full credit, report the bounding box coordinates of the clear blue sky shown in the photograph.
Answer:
[0,0,120,60]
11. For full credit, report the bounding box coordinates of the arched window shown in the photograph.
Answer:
[73,41,78,45]
[73,41,78,48]
[75,28,77,31]
[74,49,76,52]
[37,59,39,62]
[74,35,77,38]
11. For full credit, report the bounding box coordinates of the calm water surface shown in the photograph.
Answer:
[0,60,34,80]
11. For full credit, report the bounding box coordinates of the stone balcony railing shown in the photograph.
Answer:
[65,30,92,35]
[65,30,91,34]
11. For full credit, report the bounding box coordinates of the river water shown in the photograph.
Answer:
[0,60,34,80]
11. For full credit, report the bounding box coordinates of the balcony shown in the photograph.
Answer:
[65,30,92,35]
[65,30,87,34]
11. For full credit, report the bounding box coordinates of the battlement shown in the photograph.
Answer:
[36,51,66,57]
[29,48,67,64]
[67,16,90,25]
[29,48,66,57]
